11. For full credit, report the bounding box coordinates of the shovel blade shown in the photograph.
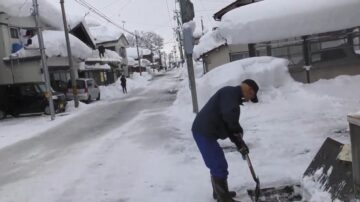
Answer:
[247,185,302,202]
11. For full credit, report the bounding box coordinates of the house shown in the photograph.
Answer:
[81,48,122,85]
[89,26,130,77]
[195,0,360,83]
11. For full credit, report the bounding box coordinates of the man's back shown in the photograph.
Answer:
[192,86,242,139]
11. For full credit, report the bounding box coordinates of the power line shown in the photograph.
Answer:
[74,0,155,49]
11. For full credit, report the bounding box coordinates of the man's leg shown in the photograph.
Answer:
[193,132,238,202]
[192,132,228,178]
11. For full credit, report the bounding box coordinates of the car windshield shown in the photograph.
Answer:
[68,80,86,89]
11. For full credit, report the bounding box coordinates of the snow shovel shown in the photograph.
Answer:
[245,154,302,202]
[245,154,260,202]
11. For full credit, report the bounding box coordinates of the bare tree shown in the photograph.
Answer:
[126,31,164,51]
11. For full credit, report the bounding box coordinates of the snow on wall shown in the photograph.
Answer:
[193,29,226,60]
[218,0,360,44]
[12,30,92,59]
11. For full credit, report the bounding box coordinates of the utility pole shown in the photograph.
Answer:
[174,10,185,66]
[179,0,198,113]
[60,0,79,108]
[32,0,56,120]
[135,32,142,76]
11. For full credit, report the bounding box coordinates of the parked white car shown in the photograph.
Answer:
[66,79,100,103]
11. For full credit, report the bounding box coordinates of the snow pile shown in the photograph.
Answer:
[302,168,341,202]
[127,47,152,59]
[170,56,360,200]
[195,57,291,107]
[218,0,360,44]
[12,30,92,59]
[99,73,152,100]
[193,29,226,59]
[0,0,83,30]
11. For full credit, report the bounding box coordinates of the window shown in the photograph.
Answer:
[20,85,37,96]
[87,80,93,87]
[311,48,347,63]
[119,47,126,57]
[10,28,19,39]
[229,52,249,62]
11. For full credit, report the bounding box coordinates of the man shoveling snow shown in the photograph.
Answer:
[192,79,259,202]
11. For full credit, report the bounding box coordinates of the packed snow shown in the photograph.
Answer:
[218,0,360,44]
[11,30,92,59]
[169,57,360,201]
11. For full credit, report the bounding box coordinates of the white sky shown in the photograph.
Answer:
[65,0,235,53]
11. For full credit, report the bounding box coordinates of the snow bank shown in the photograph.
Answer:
[195,57,291,107]
[12,30,92,59]
[170,56,360,200]
[193,29,226,59]
[218,0,360,44]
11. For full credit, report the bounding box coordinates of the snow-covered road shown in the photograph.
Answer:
[0,71,205,202]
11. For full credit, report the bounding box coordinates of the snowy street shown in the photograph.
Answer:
[0,71,202,202]
[2,0,360,201]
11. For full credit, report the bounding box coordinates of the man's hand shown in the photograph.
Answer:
[232,133,249,158]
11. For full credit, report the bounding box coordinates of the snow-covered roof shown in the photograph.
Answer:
[218,0,360,44]
[89,25,124,44]
[193,29,227,59]
[85,49,122,63]
[11,30,92,59]
[126,47,152,59]
[1,0,83,30]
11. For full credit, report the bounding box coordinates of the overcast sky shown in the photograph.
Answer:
[66,0,235,53]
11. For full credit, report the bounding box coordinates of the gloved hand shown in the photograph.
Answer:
[232,133,249,159]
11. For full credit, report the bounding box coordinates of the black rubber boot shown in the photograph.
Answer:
[211,177,240,202]
[212,177,236,199]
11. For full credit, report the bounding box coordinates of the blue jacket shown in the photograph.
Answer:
[192,86,243,140]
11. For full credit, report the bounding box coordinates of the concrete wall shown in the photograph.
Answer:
[203,45,230,72]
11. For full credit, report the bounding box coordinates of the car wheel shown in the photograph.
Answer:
[0,110,6,120]
[44,106,51,115]
[96,93,100,101]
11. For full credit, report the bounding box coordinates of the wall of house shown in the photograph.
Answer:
[203,45,230,72]
[0,14,43,85]
[8,59,43,84]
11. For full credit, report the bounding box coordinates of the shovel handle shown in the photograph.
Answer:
[245,155,259,183]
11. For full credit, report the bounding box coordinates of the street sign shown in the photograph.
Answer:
[179,0,195,24]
